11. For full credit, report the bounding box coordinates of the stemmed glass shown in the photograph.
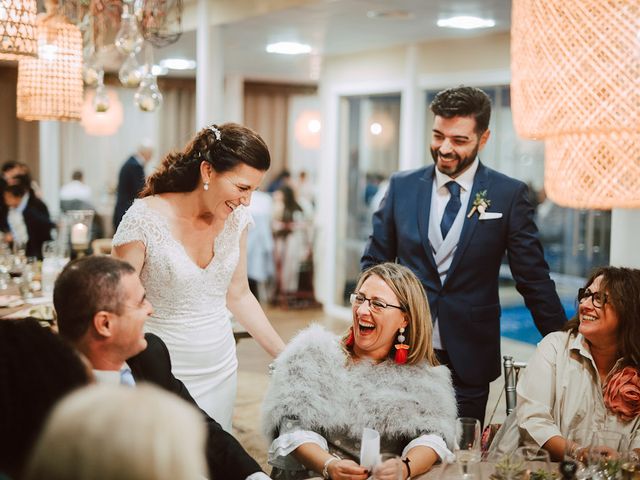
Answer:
[454,417,482,478]
[512,447,552,480]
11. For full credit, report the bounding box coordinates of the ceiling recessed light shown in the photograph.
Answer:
[266,42,312,55]
[159,58,197,70]
[437,16,496,30]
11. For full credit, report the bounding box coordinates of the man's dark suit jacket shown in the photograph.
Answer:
[361,162,567,386]
[128,333,263,480]
[22,194,54,259]
[113,156,145,231]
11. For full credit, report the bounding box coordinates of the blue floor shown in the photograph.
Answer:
[500,300,576,345]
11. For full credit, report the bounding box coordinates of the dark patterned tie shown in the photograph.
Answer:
[440,181,462,239]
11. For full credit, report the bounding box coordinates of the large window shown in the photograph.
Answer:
[334,94,401,307]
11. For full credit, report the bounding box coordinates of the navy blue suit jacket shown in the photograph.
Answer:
[361,163,566,385]
[113,156,145,231]
[128,334,263,480]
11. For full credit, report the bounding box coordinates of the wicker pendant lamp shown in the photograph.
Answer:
[0,0,38,60]
[511,0,640,209]
[16,0,83,121]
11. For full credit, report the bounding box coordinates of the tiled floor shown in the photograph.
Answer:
[233,305,537,469]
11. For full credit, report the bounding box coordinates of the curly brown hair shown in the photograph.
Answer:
[140,123,270,197]
[564,266,640,366]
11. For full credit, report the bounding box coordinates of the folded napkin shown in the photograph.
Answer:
[360,428,380,471]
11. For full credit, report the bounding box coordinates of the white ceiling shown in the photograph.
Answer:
[155,0,512,82]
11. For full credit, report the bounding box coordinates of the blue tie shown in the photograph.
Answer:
[120,367,136,387]
[440,181,462,239]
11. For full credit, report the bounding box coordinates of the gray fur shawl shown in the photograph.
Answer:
[262,324,457,447]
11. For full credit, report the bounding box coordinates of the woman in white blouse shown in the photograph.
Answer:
[511,266,640,460]
[262,263,457,480]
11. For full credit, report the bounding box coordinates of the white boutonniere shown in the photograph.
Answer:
[467,190,491,218]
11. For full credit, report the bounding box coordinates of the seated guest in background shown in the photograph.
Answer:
[60,169,93,206]
[492,266,640,460]
[54,256,269,480]
[0,319,92,479]
[262,263,456,480]
[1,160,42,198]
[3,178,54,258]
[25,384,207,480]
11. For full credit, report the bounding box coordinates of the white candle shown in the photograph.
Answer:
[71,223,89,245]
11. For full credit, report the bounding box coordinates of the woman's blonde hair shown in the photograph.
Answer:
[24,384,207,480]
[343,262,438,365]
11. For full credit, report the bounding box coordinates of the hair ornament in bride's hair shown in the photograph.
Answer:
[208,125,221,141]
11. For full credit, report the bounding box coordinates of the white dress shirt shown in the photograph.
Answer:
[430,158,479,350]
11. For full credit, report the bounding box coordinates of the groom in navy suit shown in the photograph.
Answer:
[361,86,566,424]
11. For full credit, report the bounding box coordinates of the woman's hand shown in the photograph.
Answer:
[372,457,405,480]
[327,459,369,480]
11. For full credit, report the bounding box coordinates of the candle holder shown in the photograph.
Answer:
[65,210,94,258]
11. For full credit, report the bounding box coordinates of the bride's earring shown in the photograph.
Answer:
[203,181,209,191]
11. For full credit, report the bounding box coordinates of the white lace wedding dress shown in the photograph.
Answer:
[112,199,253,431]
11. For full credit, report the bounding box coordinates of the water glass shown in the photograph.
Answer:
[565,428,595,480]
[512,447,552,480]
[590,431,627,480]
[455,417,482,478]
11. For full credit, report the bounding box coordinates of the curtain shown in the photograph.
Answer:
[0,66,40,179]
[244,82,317,186]
[157,77,196,157]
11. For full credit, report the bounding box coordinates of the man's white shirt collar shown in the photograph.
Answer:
[434,157,479,193]
[93,364,130,385]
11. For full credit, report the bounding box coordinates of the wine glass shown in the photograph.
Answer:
[454,417,482,478]
[512,447,552,480]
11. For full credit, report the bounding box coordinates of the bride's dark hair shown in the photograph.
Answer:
[140,123,270,197]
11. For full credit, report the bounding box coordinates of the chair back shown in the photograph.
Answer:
[503,355,527,415]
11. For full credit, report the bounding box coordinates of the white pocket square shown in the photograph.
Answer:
[479,212,503,220]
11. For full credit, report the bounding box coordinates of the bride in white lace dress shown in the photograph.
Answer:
[112,123,285,431]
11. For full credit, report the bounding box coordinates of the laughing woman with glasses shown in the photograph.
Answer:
[262,263,456,480]
[491,266,640,460]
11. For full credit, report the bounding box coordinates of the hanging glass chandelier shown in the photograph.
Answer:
[76,0,183,114]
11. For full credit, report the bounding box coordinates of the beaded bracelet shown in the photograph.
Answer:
[322,455,339,479]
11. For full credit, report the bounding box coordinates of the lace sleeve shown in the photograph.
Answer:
[112,202,147,247]
[233,205,255,233]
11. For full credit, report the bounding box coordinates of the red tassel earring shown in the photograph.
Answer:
[346,328,355,347]
[394,327,409,364]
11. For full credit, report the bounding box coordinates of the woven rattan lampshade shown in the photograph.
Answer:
[16,13,83,121]
[511,0,640,208]
[0,0,38,60]
[545,132,640,209]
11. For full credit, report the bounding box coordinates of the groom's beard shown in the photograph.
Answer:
[430,142,479,178]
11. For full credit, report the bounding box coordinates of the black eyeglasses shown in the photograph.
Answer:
[578,288,608,308]
[350,293,405,313]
